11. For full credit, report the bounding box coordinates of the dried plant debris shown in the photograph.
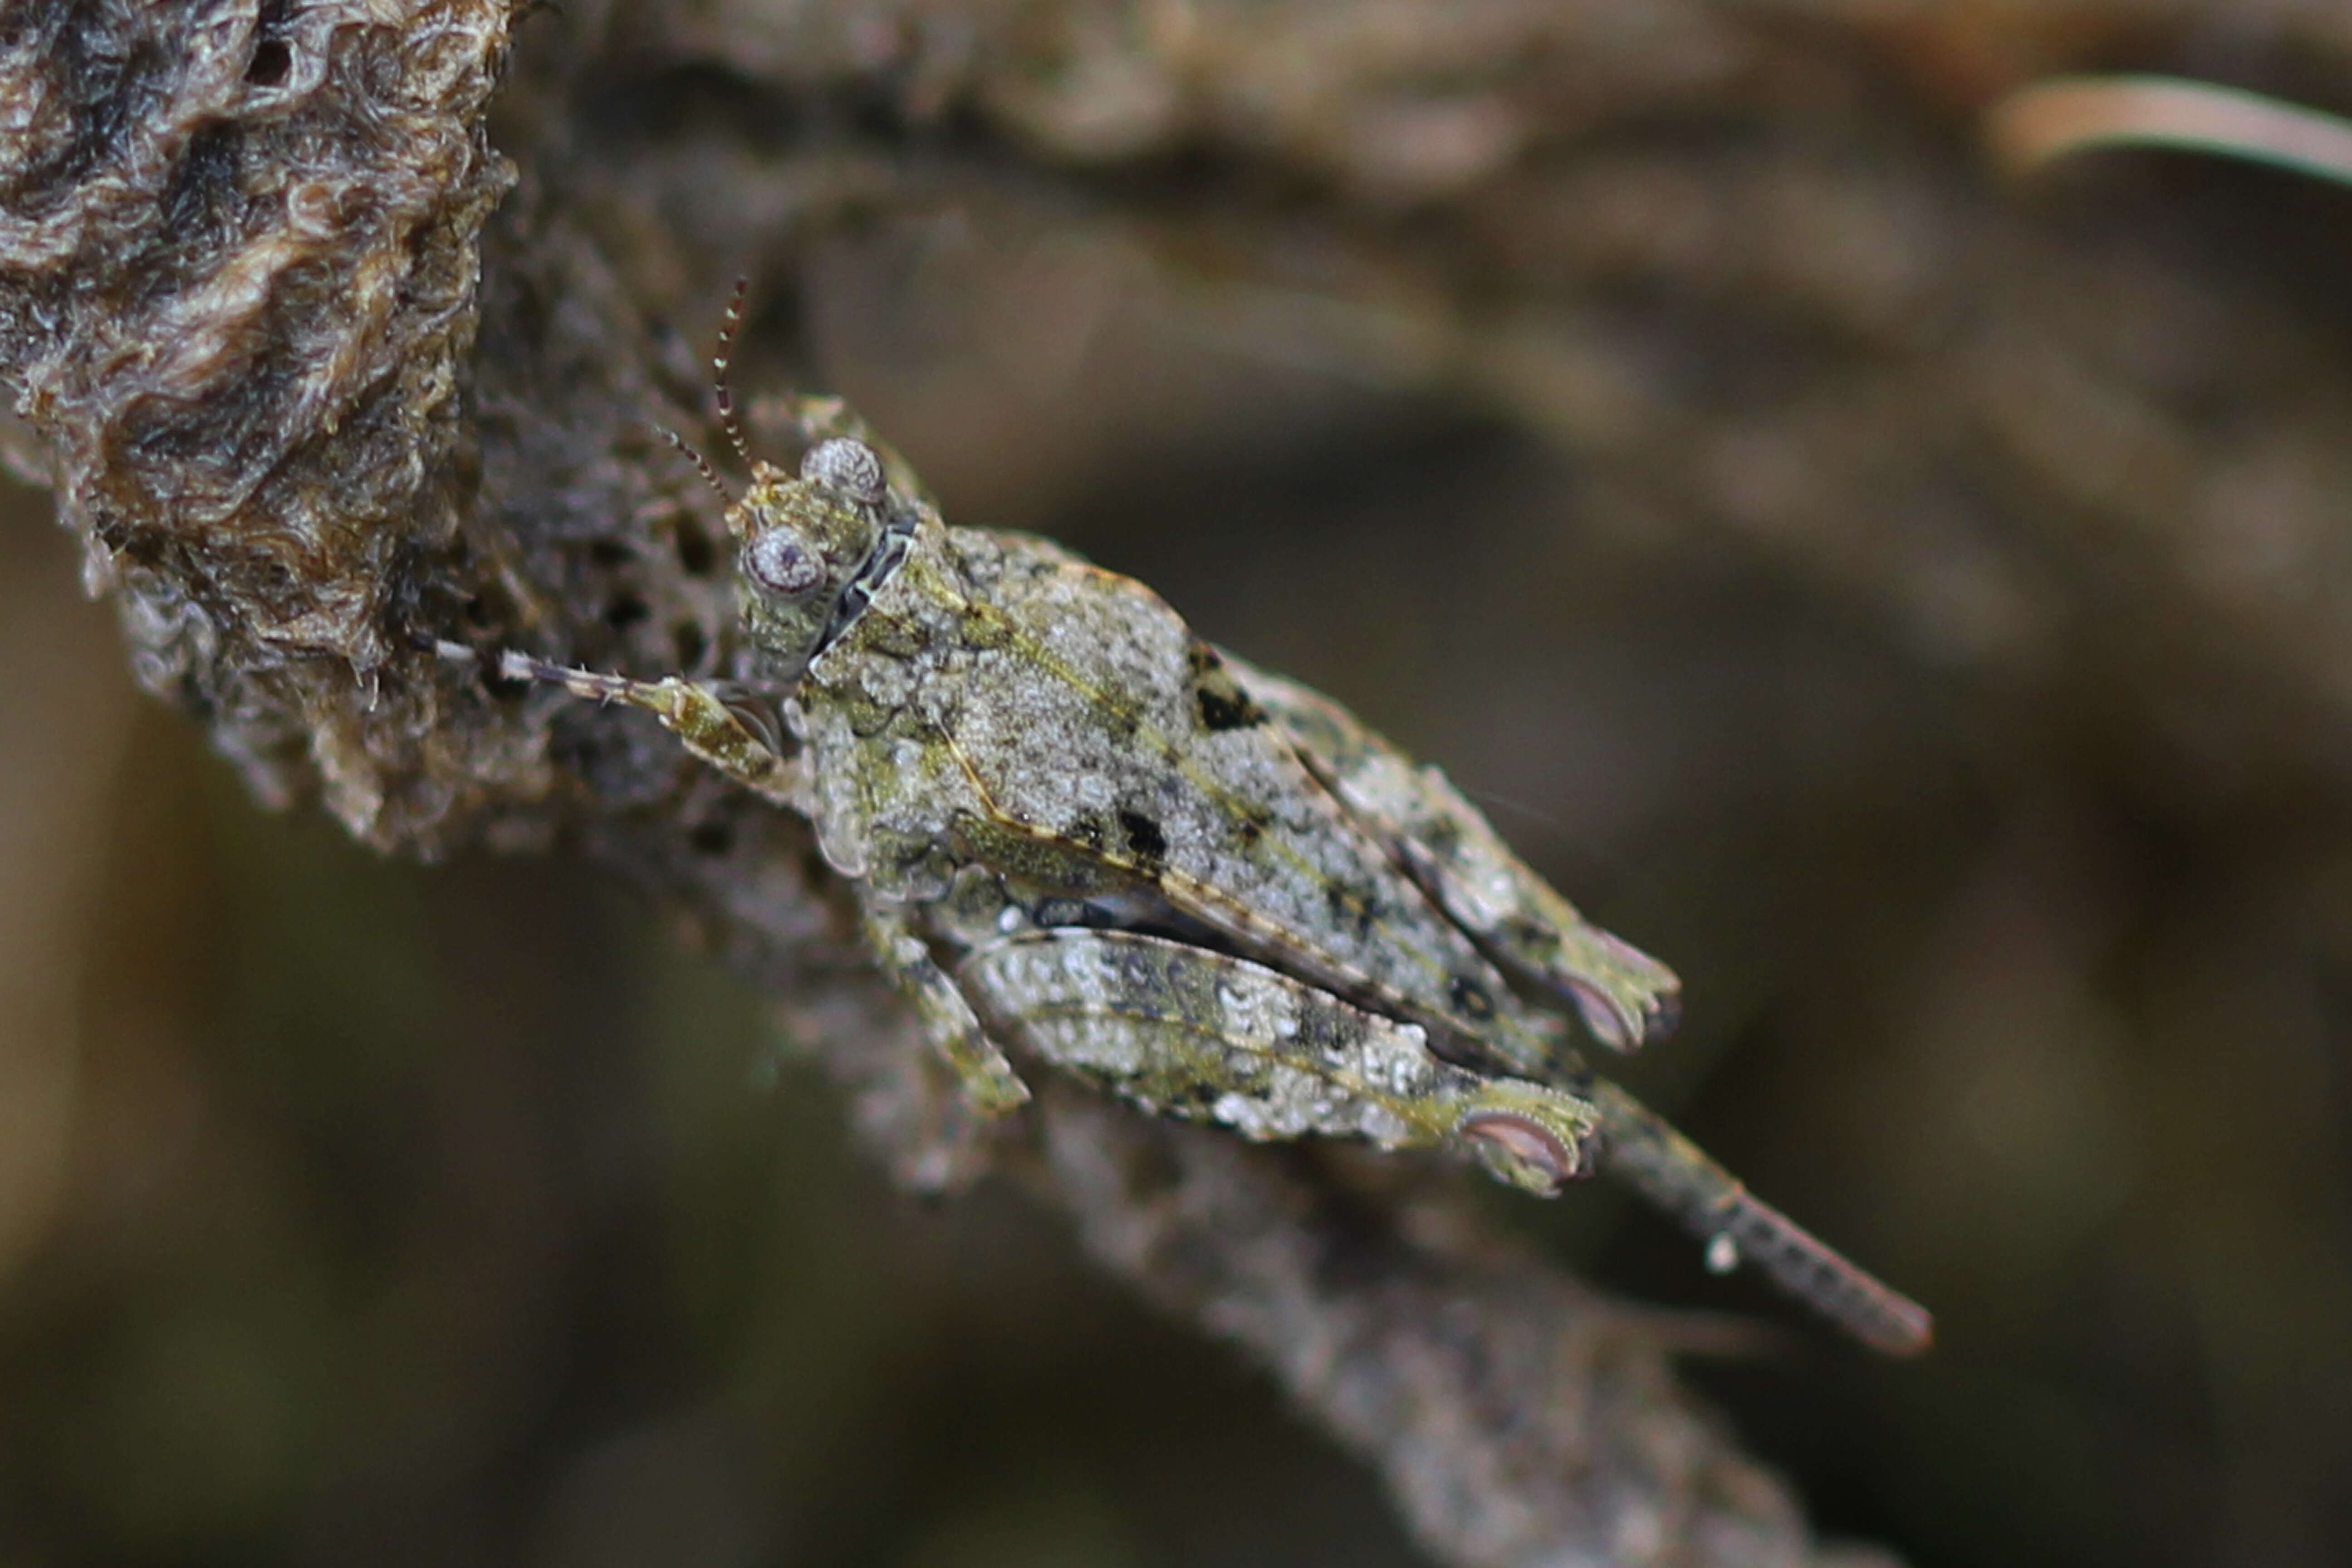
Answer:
[1988,74,2352,186]
[1,0,519,842]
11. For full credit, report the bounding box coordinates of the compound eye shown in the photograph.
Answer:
[799,437,886,505]
[744,526,826,600]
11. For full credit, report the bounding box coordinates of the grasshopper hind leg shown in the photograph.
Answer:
[1217,651,1682,1054]
[1593,1080,1934,1355]
[957,927,1604,1195]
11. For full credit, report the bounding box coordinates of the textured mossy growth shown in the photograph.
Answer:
[0,0,519,842]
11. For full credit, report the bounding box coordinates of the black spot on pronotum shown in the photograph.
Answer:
[1447,974,1497,1021]
[687,820,734,856]
[1196,683,1264,732]
[1187,640,1266,731]
[1324,882,1377,940]
[1117,809,1168,865]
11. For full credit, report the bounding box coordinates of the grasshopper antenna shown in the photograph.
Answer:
[712,275,755,469]
[655,424,733,505]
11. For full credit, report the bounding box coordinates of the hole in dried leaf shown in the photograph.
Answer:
[246,39,290,85]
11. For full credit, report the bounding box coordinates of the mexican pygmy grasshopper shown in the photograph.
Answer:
[503,298,1931,1356]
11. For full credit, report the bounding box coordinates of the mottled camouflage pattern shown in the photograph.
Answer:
[511,397,1930,1356]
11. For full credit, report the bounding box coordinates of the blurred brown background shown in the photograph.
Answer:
[8,1,2352,1564]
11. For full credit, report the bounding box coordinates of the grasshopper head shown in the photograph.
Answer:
[730,436,891,679]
